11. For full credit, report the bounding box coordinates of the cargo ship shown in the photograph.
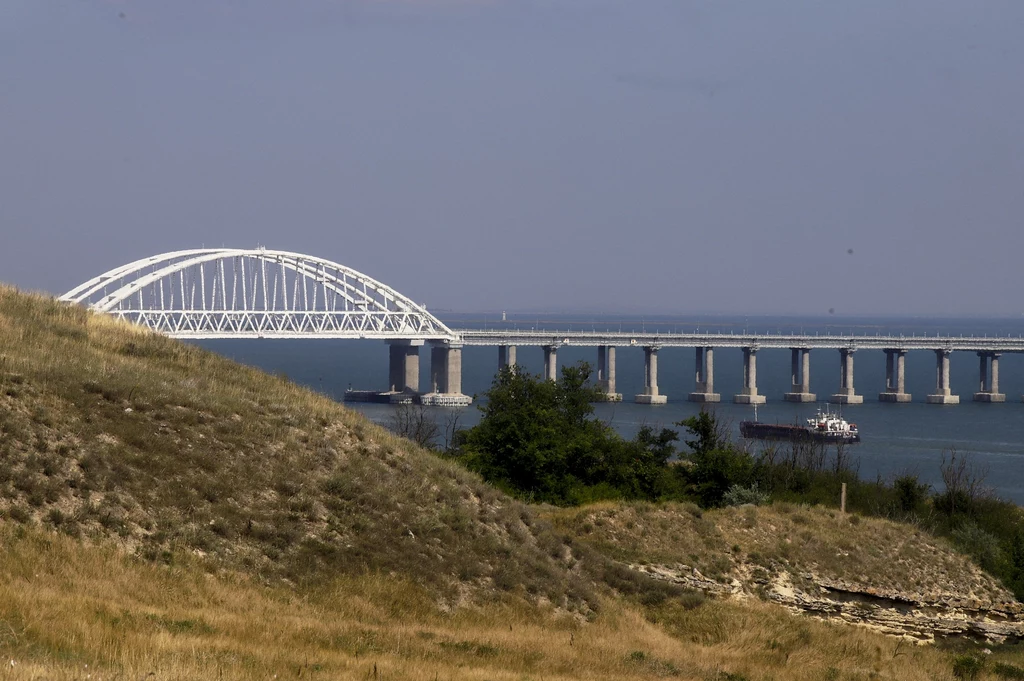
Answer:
[740,407,861,444]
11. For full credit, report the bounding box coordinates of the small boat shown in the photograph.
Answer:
[740,406,861,444]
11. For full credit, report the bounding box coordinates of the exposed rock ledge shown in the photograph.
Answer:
[632,562,1024,644]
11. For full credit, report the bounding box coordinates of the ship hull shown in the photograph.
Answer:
[739,421,861,444]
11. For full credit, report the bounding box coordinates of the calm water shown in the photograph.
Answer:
[196,313,1024,503]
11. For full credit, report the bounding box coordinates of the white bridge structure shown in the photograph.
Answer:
[62,248,1024,408]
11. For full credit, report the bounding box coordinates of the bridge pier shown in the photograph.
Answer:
[784,348,815,402]
[387,340,423,393]
[498,345,517,372]
[542,345,559,381]
[830,349,863,404]
[974,352,1005,402]
[734,347,766,404]
[596,345,622,401]
[879,349,912,402]
[688,347,720,402]
[420,342,471,406]
[636,346,667,404]
[926,350,959,404]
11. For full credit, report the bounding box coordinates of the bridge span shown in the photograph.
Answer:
[60,248,1022,407]
[453,330,1019,406]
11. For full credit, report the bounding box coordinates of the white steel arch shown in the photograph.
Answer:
[60,248,456,340]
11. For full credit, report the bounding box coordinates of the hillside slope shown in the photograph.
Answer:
[9,288,1024,678]
[0,287,590,608]
[549,502,1024,642]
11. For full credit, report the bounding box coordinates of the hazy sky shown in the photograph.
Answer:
[2,0,1023,316]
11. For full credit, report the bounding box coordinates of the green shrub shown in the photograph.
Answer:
[723,483,769,507]
[952,655,984,680]
[893,473,929,513]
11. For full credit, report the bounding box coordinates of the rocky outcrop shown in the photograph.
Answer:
[632,562,1024,644]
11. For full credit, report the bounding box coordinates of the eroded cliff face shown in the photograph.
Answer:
[548,502,1023,643]
[633,561,1024,644]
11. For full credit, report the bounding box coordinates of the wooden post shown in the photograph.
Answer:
[841,483,847,514]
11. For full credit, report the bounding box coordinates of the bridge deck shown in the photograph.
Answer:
[454,330,1024,352]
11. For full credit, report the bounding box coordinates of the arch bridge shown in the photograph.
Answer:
[60,248,469,406]
[62,248,1024,408]
[60,248,455,341]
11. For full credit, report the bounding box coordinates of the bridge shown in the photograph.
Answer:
[61,248,1024,407]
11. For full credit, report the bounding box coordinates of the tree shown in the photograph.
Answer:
[678,408,752,508]
[388,403,440,449]
[936,448,991,517]
[453,362,673,505]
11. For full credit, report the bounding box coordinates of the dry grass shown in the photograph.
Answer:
[0,520,978,681]
[545,502,1015,608]
[0,286,593,610]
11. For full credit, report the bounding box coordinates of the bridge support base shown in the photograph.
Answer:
[689,348,719,403]
[880,350,909,403]
[595,346,622,401]
[635,346,667,404]
[829,349,862,405]
[423,341,471,407]
[784,349,814,403]
[734,347,765,404]
[419,393,473,407]
[974,353,1003,403]
[927,350,958,405]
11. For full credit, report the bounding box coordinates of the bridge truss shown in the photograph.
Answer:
[60,248,455,340]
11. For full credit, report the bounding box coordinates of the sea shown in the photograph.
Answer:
[195,313,1024,504]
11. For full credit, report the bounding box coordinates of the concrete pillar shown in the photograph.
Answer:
[446,345,463,396]
[734,347,766,404]
[403,345,420,393]
[992,354,1001,395]
[430,345,446,393]
[543,345,558,382]
[897,351,906,394]
[974,352,1006,402]
[388,344,404,392]
[498,345,517,372]
[696,347,706,391]
[705,347,715,396]
[636,346,667,404]
[607,346,617,396]
[879,349,912,402]
[595,345,622,401]
[419,342,472,406]
[784,348,815,402]
[926,349,959,404]
[689,346,721,403]
[387,340,424,393]
[831,348,863,404]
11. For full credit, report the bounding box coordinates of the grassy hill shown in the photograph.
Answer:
[4,285,1024,680]
[0,286,593,609]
